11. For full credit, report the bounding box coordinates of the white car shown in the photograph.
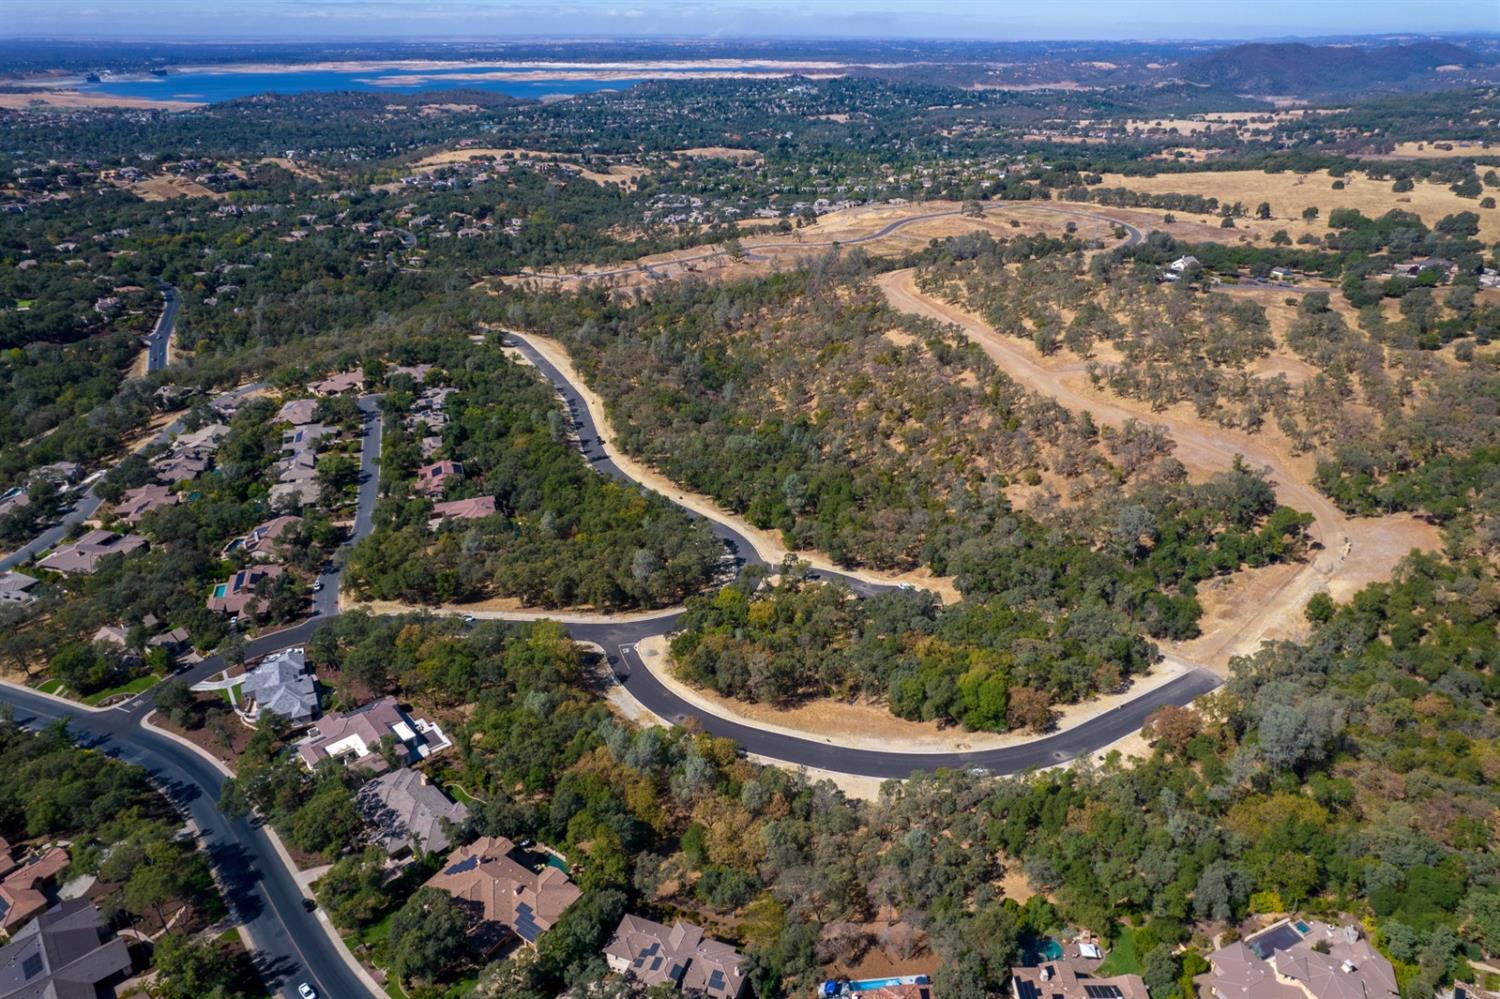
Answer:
[298,984,317,999]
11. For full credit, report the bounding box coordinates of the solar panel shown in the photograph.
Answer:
[443,855,479,876]
[20,953,43,980]
[1014,976,1042,999]
[707,969,726,991]
[513,902,541,943]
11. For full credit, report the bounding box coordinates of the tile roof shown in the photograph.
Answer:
[424,836,580,949]
[605,914,747,997]
[356,769,470,857]
[36,531,147,575]
[0,899,132,999]
[241,647,318,723]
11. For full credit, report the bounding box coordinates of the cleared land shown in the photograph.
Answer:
[1096,167,1500,242]
[0,89,201,111]
[406,146,648,186]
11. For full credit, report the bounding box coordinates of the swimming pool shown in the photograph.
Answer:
[848,976,930,991]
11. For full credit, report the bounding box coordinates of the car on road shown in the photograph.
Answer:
[311,580,323,592]
[298,984,317,999]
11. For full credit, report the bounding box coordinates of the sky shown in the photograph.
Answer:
[3,0,1497,42]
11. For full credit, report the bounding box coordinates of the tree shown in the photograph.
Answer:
[1304,592,1335,625]
[155,680,200,729]
[1256,202,1271,220]
[1302,207,1319,221]
[388,887,471,985]
[152,933,254,999]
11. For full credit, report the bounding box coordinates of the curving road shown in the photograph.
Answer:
[502,325,1224,779]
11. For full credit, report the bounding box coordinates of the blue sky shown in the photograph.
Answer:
[4,0,1497,41]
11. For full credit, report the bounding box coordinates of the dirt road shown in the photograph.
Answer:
[877,267,1361,668]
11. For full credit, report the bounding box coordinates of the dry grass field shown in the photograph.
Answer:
[408,146,649,186]
[125,175,223,200]
[0,90,201,111]
[1096,167,1500,242]
[1376,140,1500,159]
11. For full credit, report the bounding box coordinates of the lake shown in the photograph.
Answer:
[73,64,787,104]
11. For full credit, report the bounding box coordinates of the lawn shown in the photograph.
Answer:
[1097,924,1142,976]
[82,672,163,706]
[36,678,64,695]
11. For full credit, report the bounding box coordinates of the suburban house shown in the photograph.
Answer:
[430,496,497,526]
[113,483,178,525]
[423,836,581,951]
[206,564,284,617]
[1169,254,1201,273]
[604,914,748,998]
[275,398,318,426]
[240,647,318,723]
[296,696,451,771]
[309,369,364,396]
[147,626,191,659]
[32,462,82,486]
[1206,920,1398,999]
[172,423,230,453]
[0,571,38,605]
[281,423,336,452]
[389,363,433,383]
[36,530,147,575]
[356,768,470,858]
[226,515,303,560]
[0,842,70,932]
[0,899,133,999]
[416,460,463,497]
[151,451,210,484]
[1010,963,1149,999]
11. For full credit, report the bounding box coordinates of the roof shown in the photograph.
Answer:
[296,696,448,771]
[605,914,746,998]
[431,496,497,522]
[1209,921,1398,999]
[241,516,303,557]
[276,398,318,426]
[113,483,178,524]
[241,647,317,723]
[0,900,132,999]
[424,836,580,948]
[309,369,363,396]
[173,423,230,453]
[1010,963,1149,999]
[0,849,71,931]
[151,452,209,484]
[416,461,463,496]
[36,532,147,575]
[356,769,469,857]
[206,564,284,616]
[0,572,39,605]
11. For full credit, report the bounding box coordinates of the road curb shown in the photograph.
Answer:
[140,712,388,998]
[0,677,113,714]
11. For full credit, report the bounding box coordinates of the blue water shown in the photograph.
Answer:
[73,63,784,104]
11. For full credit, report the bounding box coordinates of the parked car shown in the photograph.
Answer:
[299,984,317,999]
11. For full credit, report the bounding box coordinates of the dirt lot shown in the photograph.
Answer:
[124,175,223,201]
[407,146,648,186]
[1096,168,1500,243]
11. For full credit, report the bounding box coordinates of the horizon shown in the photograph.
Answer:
[4,0,1497,44]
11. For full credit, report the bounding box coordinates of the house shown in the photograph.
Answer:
[416,460,463,497]
[227,515,303,560]
[240,647,318,723]
[430,496,497,526]
[1011,963,1148,999]
[90,624,132,649]
[356,768,470,857]
[152,451,210,484]
[173,423,231,453]
[296,696,451,771]
[147,627,191,658]
[276,398,318,426]
[31,462,82,487]
[0,488,28,519]
[604,914,748,998]
[423,836,580,951]
[309,369,364,397]
[1270,267,1295,281]
[0,571,38,606]
[206,564,284,617]
[281,423,336,452]
[0,899,133,999]
[269,480,321,510]
[420,436,444,459]
[1169,255,1201,274]
[0,844,71,931]
[1206,919,1398,999]
[36,530,147,575]
[113,483,178,525]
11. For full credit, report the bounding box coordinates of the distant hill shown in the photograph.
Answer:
[1184,41,1491,94]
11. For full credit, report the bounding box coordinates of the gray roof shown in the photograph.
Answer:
[242,647,318,723]
[356,769,469,857]
[0,900,132,999]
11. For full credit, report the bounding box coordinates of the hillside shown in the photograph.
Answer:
[1185,40,1491,94]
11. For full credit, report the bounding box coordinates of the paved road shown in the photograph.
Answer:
[0,397,386,999]
[503,320,1220,779]
[145,284,178,372]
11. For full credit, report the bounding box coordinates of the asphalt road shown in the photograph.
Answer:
[503,308,1218,780]
[0,396,387,999]
[146,284,178,372]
